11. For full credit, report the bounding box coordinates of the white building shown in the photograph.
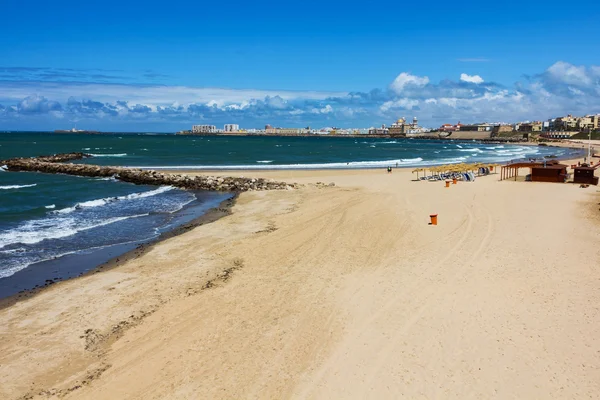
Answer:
[192,125,217,134]
[224,124,240,132]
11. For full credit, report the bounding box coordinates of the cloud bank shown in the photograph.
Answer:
[0,61,599,130]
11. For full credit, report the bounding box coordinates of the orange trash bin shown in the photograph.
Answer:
[430,214,438,225]
[445,181,450,188]
[452,178,457,184]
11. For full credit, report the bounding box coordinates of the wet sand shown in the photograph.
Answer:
[0,154,599,399]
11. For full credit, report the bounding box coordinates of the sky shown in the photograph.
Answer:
[0,0,599,131]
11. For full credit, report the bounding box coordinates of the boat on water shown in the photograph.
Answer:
[54,127,100,134]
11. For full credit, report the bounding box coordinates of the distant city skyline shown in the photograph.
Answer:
[1,0,599,131]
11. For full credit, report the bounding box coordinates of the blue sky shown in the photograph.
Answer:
[1,0,599,131]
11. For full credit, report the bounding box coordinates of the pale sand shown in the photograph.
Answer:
[1,158,599,399]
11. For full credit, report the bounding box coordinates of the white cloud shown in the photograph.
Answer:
[2,61,600,130]
[0,81,346,108]
[379,99,419,112]
[460,73,484,84]
[546,61,592,86]
[390,72,429,94]
[311,104,333,114]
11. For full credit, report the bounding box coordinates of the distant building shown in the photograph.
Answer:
[577,115,597,132]
[224,124,240,132]
[192,125,217,134]
[544,114,600,133]
[389,117,421,136]
[264,125,305,135]
[368,124,388,135]
[518,122,542,132]
[540,131,579,139]
[439,122,463,132]
[554,115,578,131]
[492,124,513,135]
[459,123,493,132]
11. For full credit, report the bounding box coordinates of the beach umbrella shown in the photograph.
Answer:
[412,168,424,180]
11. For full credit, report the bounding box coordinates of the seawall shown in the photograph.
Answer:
[1,153,297,192]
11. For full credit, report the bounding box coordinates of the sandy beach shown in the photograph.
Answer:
[1,155,599,399]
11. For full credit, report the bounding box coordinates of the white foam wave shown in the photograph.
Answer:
[89,153,127,157]
[82,147,91,150]
[134,158,426,170]
[0,184,37,190]
[459,148,483,153]
[456,144,463,148]
[0,214,149,249]
[54,186,174,214]
[45,204,56,209]
[256,160,273,163]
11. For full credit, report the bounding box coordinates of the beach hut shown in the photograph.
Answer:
[501,160,568,183]
[573,165,599,185]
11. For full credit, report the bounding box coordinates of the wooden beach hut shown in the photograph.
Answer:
[573,165,599,185]
[501,160,568,183]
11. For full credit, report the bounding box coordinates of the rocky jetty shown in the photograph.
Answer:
[1,153,297,192]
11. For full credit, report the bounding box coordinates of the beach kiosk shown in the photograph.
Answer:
[500,160,568,183]
[573,165,599,185]
[530,162,568,183]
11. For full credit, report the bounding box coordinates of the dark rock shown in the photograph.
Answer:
[2,152,299,193]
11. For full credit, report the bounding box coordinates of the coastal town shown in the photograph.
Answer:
[178,113,600,141]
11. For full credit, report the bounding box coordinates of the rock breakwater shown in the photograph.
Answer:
[1,153,297,192]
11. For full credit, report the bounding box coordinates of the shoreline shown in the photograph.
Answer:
[128,144,586,172]
[0,193,237,310]
[0,139,589,306]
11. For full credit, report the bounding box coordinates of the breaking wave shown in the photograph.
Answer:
[0,184,37,190]
[89,153,128,157]
[0,214,149,250]
[53,186,174,214]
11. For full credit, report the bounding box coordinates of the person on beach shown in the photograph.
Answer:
[387,166,392,174]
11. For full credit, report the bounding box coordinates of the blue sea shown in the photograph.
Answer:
[0,132,582,297]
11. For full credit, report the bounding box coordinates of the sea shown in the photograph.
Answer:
[0,132,583,298]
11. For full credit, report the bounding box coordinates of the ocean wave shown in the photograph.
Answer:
[54,186,174,215]
[45,204,56,209]
[0,214,149,249]
[89,153,128,157]
[82,147,91,150]
[256,160,273,163]
[459,148,483,152]
[135,158,427,170]
[0,184,37,190]
[456,144,463,148]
